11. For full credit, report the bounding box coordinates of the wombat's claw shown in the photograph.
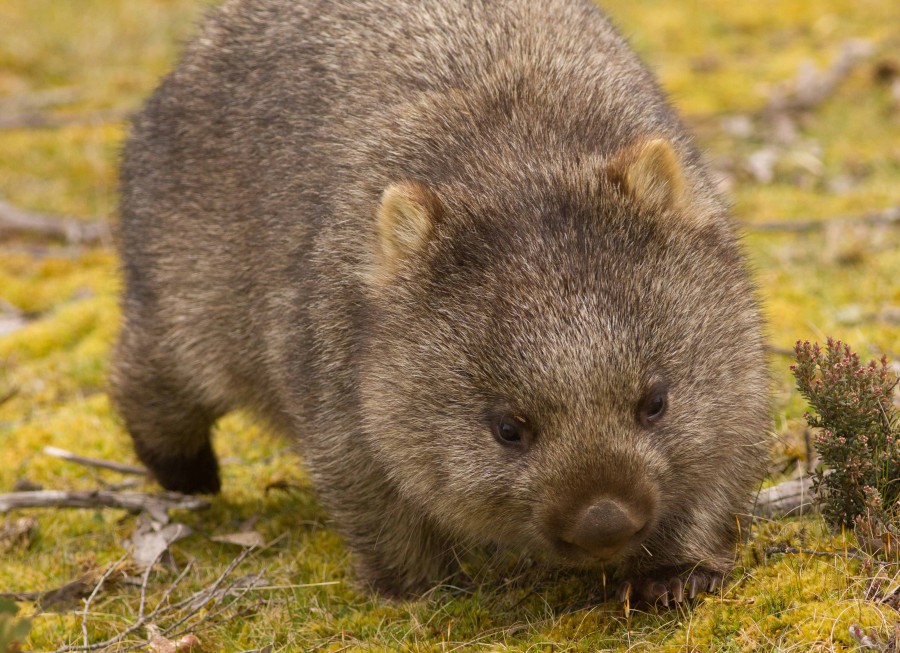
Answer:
[618,570,723,608]
[667,577,684,603]
[685,571,722,599]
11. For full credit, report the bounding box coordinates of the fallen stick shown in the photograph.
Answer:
[32,547,255,653]
[83,556,129,645]
[0,86,83,114]
[0,573,100,611]
[43,446,147,476]
[0,198,108,245]
[764,544,871,563]
[0,490,208,524]
[748,205,900,233]
[764,39,875,114]
[0,387,18,407]
[0,107,131,130]
[754,476,817,519]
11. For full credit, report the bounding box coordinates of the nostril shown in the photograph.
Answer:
[563,498,647,559]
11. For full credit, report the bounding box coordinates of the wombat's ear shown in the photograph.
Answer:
[608,138,688,214]
[374,181,442,279]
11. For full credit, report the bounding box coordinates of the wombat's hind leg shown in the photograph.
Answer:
[111,328,223,495]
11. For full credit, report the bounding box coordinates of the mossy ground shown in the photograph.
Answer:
[1,0,899,650]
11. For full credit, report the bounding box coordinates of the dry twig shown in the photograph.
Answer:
[765,39,875,114]
[27,547,258,653]
[764,544,881,564]
[0,387,18,407]
[749,205,900,233]
[0,107,131,130]
[0,87,83,114]
[82,556,129,646]
[0,199,108,245]
[754,477,817,519]
[0,490,208,524]
[0,578,91,608]
[19,549,252,653]
[0,564,128,613]
[43,446,147,476]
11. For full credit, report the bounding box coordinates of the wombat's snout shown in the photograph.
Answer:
[561,498,650,560]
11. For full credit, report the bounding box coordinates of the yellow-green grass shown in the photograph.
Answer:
[1,0,899,650]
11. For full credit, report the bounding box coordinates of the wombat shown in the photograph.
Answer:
[113,0,770,602]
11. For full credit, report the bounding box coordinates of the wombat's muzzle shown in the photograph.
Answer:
[559,498,650,561]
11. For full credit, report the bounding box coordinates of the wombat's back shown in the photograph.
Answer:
[117,0,703,435]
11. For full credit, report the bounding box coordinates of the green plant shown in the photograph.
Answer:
[792,338,899,528]
[0,599,30,653]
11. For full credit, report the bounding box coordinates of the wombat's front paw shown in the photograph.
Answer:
[617,567,725,608]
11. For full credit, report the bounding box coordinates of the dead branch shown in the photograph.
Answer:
[0,386,18,407]
[0,490,208,524]
[699,39,882,178]
[28,547,256,653]
[0,87,83,114]
[0,107,131,130]
[0,587,79,609]
[765,39,875,114]
[153,560,196,614]
[0,198,108,245]
[43,446,147,476]
[83,556,129,646]
[161,549,258,638]
[765,544,883,564]
[0,563,128,613]
[748,205,900,233]
[754,476,817,519]
[0,298,29,341]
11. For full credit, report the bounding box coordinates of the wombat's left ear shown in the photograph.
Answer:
[608,138,688,215]
[374,181,442,280]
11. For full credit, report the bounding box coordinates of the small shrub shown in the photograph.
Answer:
[791,338,899,528]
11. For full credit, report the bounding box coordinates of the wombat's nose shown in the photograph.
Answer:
[564,499,646,559]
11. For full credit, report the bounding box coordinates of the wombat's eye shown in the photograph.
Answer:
[493,414,531,447]
[638,383,668,427]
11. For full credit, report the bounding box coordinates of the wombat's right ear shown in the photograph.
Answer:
[373,181,442,282]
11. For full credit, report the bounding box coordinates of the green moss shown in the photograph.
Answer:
[0,125,123,219]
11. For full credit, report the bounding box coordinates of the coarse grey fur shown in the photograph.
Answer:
[113,0,770,599]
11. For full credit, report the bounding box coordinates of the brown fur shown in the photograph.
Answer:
[113,0,770,597]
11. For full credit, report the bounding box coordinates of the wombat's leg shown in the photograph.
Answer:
[617,566,725,608]
[111,324,223,494]
[353,520,458,597]
[320,469,457,596]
